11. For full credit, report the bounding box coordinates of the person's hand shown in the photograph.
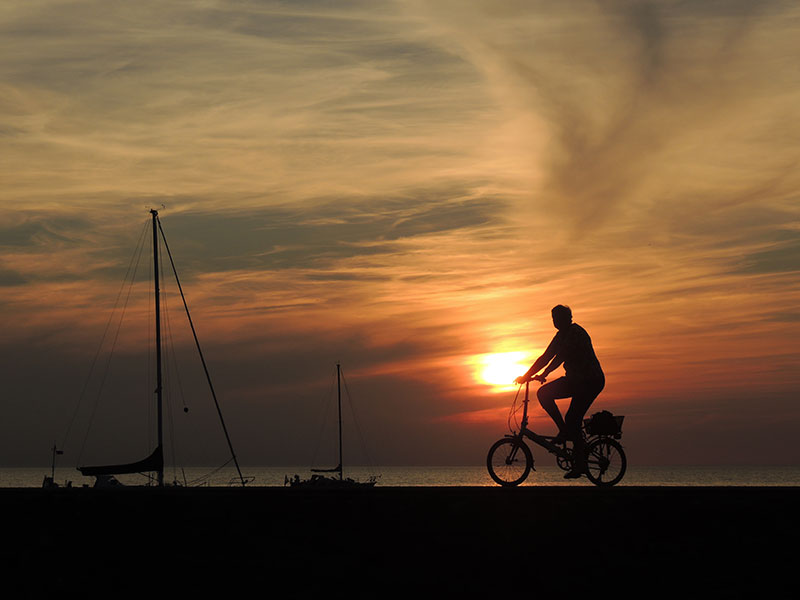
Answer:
[514,375,531,384]
[533,374,547,383]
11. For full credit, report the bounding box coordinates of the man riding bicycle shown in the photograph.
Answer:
[515,305,605,479]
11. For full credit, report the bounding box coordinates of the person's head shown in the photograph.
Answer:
[551,305,572,330]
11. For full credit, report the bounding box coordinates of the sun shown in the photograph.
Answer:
[472,352,531,392]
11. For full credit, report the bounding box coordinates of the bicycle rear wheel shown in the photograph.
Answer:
[486,438,532,487]
[585,438,626,487]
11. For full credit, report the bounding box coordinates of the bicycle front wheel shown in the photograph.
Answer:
[487,438,532,487]
[585,438,626,487]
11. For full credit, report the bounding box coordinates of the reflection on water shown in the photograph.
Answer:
[3,465,800,488]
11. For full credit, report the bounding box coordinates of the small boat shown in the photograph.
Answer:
[52,210,248,488]
[287,363,378,488]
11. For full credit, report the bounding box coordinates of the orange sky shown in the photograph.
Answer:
[1,1,799,469]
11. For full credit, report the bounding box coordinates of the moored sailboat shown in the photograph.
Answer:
[287,363,377,488]
[52,210,248,488]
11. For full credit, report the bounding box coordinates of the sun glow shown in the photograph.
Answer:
[472,352,531,392]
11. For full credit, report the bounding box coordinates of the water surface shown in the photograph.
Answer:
[5,465,800,488]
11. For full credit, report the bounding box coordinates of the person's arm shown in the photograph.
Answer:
[540,354,565,379]
[516,333,561,382]
[539,326,576,380]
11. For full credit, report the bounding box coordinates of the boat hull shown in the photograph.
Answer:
[287,474,377,488]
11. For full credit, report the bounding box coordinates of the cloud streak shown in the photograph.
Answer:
[1,1,799,468]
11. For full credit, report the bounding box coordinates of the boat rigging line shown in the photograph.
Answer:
[156,215,247,487]
[71,219,150,467]
[339,366,378,476]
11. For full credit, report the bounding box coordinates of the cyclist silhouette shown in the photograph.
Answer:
[515,305,604,479]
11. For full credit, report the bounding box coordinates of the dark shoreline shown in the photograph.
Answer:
[4,486,796,595]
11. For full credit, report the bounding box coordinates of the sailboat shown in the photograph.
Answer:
[287,363,378,488]
[69,209,248,488]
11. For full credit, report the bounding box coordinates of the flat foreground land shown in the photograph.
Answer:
[3,486,797,596]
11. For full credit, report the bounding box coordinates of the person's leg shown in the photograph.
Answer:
[564,377,605,473]
[565,396,592,474]
[564,391,596,441]
[537,377,572,436]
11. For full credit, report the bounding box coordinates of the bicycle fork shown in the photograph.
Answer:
[504,435,535,471]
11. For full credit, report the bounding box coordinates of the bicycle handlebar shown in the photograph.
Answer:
[515,374,547,385]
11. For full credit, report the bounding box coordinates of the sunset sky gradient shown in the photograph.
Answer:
[2,0,799,469]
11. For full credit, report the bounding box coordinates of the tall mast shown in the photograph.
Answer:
[151,209,164,487]
[337,362,343,481]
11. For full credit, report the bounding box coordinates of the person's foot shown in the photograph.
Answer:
[564,468,583,479]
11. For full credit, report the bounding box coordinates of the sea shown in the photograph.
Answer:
[4,465,800,488]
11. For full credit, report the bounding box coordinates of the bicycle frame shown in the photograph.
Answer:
[508,381,576,460]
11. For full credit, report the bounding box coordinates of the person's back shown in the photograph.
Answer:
[558,322,603,383]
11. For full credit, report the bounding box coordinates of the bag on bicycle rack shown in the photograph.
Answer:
[584,410,624,437]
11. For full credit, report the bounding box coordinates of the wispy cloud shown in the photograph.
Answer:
[1,1,799,466]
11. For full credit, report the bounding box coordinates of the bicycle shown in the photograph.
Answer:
[486,379,627,487]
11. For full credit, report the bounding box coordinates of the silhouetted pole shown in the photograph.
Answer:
[337,362,343,481]
[50,443,63,480]
[151,209,164,487]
